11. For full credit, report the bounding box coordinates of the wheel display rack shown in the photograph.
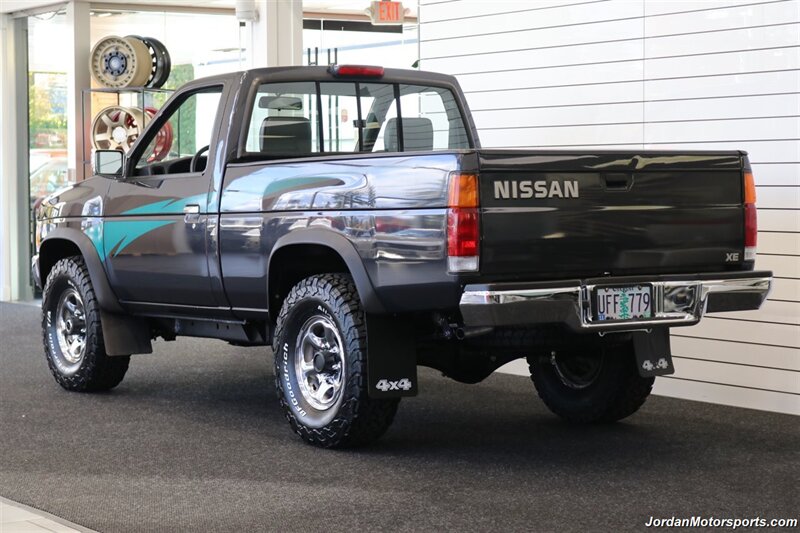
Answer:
[80,86,173,180]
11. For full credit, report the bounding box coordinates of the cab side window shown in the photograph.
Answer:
[241,80,472,157]
[396,85,470,151]
[245,82,319,156]
[133,86,223,176]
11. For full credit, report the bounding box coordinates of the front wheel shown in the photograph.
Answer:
[273,274,399,448]
[42,256,130,392]
[528,341,653,423]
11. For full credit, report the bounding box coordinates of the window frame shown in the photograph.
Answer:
[236,75,474,160]
[125,82,228,179]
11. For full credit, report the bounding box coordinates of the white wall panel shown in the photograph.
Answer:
[708,300,800,325]
[644,0,787,17]
[757,254,800,278]
[644,117,800,143]
[422,1,641,42]
[422,40,644,74]
[770,278,800,301]
[422,18,643,59]
[644,70,800,101]
[755,187,800,209]
[645,1,800,36]
[758,209,800,232]
[671,336,800,370]
[420,0,607,24]
[644,48,800,87]
[421,0,800,414]
[644,93,800,122]
[471,103,642,129]
[645,93,799,123]
[463,81,643,111]
[751,164,800,185]
[670,357,799,394]
[457,61,644,93]
[759,231,800,255]
[644,23,800,57]
[674,318,799,347]
[478,123,644,148]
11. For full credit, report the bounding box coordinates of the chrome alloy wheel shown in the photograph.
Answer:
[55,288,87,366]
[294,315,346,411]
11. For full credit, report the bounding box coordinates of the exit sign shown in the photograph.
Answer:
[369,1,404,25]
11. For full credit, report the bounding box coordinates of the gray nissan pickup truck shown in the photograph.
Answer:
[33,65,772,447]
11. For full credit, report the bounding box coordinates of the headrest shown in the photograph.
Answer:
[260,116,312,154]
[384,117,433,152]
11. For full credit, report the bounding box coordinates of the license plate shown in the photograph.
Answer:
[594,285,652,321]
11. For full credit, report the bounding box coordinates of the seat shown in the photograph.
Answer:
[384,117,434,152]
[260,116,312,155]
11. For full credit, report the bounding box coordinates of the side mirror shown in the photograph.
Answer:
[94,150,125,178]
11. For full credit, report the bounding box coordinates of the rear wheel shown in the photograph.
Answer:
[274,273,399,448]
[42,256,130,392]
[528,341,653,423]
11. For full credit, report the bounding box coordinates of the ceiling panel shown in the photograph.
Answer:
[3,0,416,16]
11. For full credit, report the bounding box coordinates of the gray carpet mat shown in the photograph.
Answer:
[1,302,797,532]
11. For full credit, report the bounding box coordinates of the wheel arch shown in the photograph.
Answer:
[39,228,152,356]
[267,229,385,318]
[39,228,123,314]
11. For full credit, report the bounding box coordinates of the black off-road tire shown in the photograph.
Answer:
[274,274,399,448]
[528,341,653,423]
[42,256,130,391]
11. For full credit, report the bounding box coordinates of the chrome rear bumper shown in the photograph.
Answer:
[459,272,772,332]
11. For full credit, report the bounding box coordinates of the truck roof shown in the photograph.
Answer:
[185,65,462,90]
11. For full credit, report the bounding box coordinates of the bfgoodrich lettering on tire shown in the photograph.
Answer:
[42,256,130,392]
[274,273,399,448]
[527,340,653,423]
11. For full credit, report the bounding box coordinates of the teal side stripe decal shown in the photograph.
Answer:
[121,193,209,216]
[82,193,209,261]
[103,219,175,258]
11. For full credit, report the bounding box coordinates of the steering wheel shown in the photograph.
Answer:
[190,145,210,173]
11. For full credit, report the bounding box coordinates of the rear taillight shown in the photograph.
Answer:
[447,173,479,272]
[744,171,757,261]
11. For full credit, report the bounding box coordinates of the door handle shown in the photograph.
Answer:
[184,204,201,224]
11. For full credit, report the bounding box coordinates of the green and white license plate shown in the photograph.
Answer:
[594,285,652,321]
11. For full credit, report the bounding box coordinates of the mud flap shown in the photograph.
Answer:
[366,314,418,398]
[101,311,152,356]
[632,328,674,377]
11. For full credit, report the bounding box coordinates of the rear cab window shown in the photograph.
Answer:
[241,78,471,158]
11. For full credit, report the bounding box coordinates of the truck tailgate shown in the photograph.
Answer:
[476,150,746,279]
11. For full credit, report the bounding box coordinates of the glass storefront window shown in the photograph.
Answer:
[303,20,419,69]
[28,11,70,205]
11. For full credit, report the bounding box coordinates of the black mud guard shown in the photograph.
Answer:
[100,311,153,356]
[632,328,674,377]
[366,313,418,398]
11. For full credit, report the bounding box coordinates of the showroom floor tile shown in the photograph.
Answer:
[0,498,93,533]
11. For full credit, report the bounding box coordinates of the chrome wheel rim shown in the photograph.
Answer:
[550,351,602,390]
[295,315,345,411]
[55,288,87,365]
[91,106,147,152]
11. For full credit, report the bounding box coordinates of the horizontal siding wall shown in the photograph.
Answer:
[420,0,800,414]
